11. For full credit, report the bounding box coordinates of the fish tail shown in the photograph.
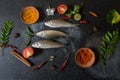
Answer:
[73,24,80,27]
[71,24,80,30]
[75,24,80,26]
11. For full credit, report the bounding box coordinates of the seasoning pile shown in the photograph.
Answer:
[20,6,39,24]
[0,2,120,74]
[75,48,95,68]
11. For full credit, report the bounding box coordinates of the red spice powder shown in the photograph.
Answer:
[76,48,93,65]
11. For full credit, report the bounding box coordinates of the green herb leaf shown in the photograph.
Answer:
[0,20,13,45]
[24,27,34,47]
[26,27,34,34]
[98,44,106,52]
[106,9,120,25]
[74,5,80,11]
[24,39,31,47]
[107,31,112,38]
[104,33,111,42]
[65,3,84,17]
[98,29,120,73]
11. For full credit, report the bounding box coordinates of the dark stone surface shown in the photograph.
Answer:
[0,0,120,80]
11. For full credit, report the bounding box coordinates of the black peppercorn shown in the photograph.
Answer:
[14,33,20,38]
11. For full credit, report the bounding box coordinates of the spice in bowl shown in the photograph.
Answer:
[75,48,95,68]
[20,6,39,24]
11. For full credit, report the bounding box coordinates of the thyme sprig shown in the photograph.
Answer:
[98,29,120,73]
[0,20,14,47]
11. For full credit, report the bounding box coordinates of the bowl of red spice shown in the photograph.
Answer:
[75,48,95,68]
[20,6,39,24]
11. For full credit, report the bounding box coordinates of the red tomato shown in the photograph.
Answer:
[22,47,34,59]
[57,4,68,14]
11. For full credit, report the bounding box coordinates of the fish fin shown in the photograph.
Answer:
[70,42,76,52]
[66,37,76,52]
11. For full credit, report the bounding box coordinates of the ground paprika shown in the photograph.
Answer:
[75,48,95,68]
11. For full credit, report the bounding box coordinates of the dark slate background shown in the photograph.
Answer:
[0,0,120,80]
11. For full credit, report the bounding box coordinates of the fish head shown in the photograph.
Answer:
[36,31,43,37]
[44,21,54,27]
[44,21,49,26]
[32,42,40,48]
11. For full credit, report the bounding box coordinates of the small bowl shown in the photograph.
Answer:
[20,6,39,24]
[75,48,95,68]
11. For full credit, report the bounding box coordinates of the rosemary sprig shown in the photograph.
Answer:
[98,29,120,73]
[24,38,31,47]
[0,20,13,47]
[24,27,34,47]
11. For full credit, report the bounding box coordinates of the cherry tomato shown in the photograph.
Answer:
[57,4,68,14]
[22,47,34,58]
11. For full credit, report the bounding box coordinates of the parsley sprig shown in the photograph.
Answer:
[65,3,84,17]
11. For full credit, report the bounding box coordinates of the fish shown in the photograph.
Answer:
[36,30,68,39]
[32,40,64,49]
[44,19,79,28]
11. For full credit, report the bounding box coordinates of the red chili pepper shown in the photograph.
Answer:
[80,20,89,24]
[61,16,71,20]
[58,54,69,73]
[89,11,98,17]
[32,60,47,71]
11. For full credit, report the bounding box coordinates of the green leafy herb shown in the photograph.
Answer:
[66,3,84,17]
[24,27,34,47]
[0,20,13,47]
[98,29,120,73]
[106,9,120,26]
[25,27,34,36]
[24,39,31,47]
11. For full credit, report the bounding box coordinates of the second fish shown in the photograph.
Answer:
[36,30,68,39]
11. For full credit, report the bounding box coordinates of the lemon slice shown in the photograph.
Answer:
[74,13,81,21]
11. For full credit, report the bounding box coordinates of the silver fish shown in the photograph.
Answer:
[36,30,68,39]
[44,19,78,28]
[32,40,64,49]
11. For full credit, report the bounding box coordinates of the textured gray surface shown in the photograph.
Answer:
[0,0,120,80]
